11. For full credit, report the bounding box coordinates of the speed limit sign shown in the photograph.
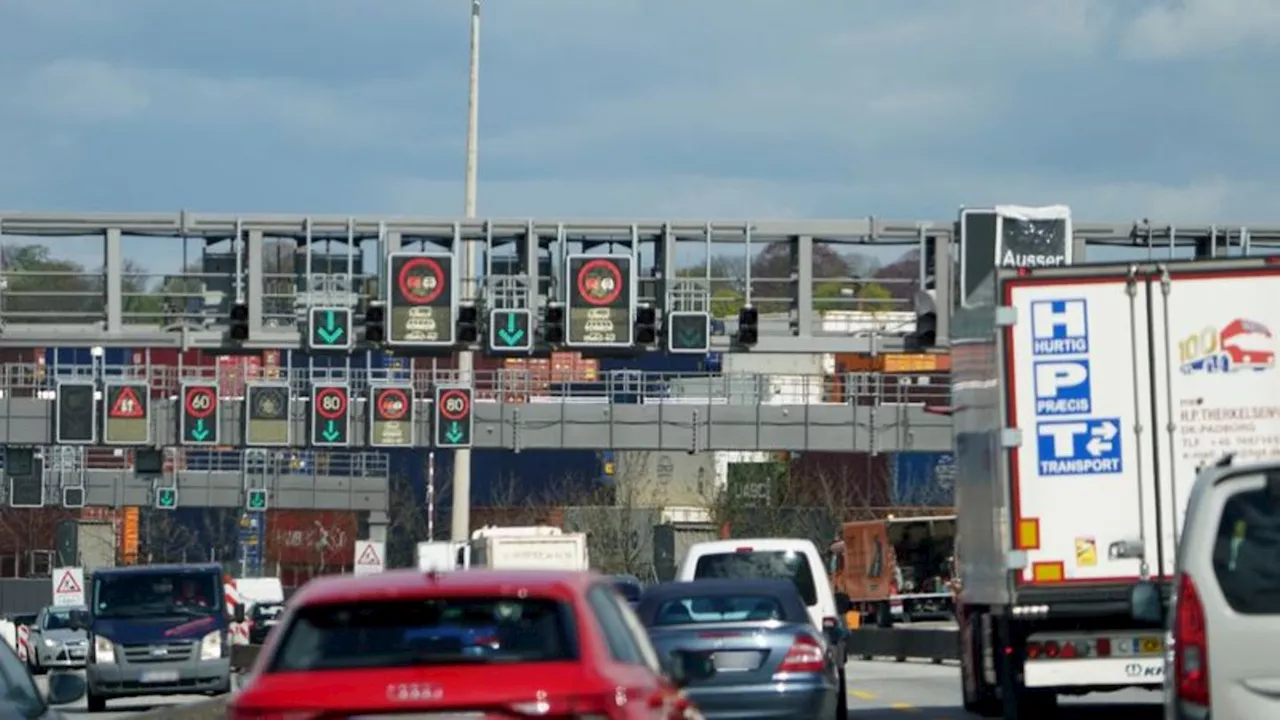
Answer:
[433,385,473,448]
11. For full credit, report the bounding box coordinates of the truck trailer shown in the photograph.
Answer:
[952,257,1280,716]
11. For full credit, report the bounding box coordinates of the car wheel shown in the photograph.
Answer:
[86,691,107,713]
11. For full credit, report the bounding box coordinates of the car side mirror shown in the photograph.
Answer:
[1130,579,1163,624]
[67,610,87,632]
[834,592,853,616]
[669,650,716,689]
[234,605,246,624]
[45,671,86,705]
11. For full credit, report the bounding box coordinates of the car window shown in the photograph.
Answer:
[693,551,818,606]
[44,609,74,630]
[1212,486,1280,614]
[653,594,788,626]
[588,585,644,665]
[269,597,576,672]
[0,641,44,716]
[612,593,663,675]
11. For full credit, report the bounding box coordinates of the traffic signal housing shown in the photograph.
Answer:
[735,306,759,346]
[634,306,657,345]
[364,303,386,344]
[543,304,565,344]
[229,302,249,341]
[456,305,479,344]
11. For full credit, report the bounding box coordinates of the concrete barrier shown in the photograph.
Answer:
[846,627,959,664]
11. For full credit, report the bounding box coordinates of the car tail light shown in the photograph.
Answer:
[509,692,617,719]
[774,634,826,676]
[1026,641,1041,659]
[1096,638,1111,657]
[1060,642,1078,659]
[1043,641,1060,658]
[1174,573,1210,706]
[735,546,754,553]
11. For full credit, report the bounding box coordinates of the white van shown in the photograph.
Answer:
[677,538,849,641]
[1166,459,1280,720]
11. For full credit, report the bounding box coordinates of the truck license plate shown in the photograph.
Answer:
[139,670,179,684]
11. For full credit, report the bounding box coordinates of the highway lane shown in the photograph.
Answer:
[35,674,217,719]
[843,659,1164,719]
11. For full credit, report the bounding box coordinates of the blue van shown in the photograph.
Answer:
[72,563,238,712]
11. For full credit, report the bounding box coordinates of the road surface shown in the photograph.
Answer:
[844,659,1164,719]
[36,674,219,718]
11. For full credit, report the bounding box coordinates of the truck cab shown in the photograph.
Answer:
[73,563,238,713]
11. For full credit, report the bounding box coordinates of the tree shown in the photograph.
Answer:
[139,509,201,563]
[680,243,878,316]
[872,249,921,302]
[386,472,430,569]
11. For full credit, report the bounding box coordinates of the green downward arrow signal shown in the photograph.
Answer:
[321,419,341,442]
[678,326,703,347]
[190,419,209,441]
[445,421,464,444]
[316,310,345,344]
[496,312,526,346]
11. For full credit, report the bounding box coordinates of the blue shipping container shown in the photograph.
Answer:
[388,448,601,508]
[890,452,956,507]
[43,348,129,368]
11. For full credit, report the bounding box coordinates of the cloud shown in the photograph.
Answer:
[1125,0,1280,60]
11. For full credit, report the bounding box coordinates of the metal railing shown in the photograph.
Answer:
[0,446,389,476]
[0,364,951,406]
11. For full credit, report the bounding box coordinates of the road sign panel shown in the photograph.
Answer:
[245,383,291,446]
[311,384,351,447]
[667,311,711,354]
[369,385,415,447]
[246,488,269,511]
[354,539,385,575]
[55,381,96,445]
[61,486,85,509]
[488,309,533,352]
[155,487,178,510]
[565,254,634,347]
[180,382,220,445]
[1036,418,1122,477]
[308,307,354,351]
[9,476,44,509]
[387,252,456,346]
[434,386,473,448]
[52,568,84,607]
[103,382,151,445]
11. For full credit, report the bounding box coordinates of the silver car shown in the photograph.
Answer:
[26,606,88,674]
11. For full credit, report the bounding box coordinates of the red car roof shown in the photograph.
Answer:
[290,569,601,606]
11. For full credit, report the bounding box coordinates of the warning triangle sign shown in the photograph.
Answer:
[357,544,382,565]
[110,387,145,418]
[56,571,81,594]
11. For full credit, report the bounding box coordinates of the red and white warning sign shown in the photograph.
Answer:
[52,567,85,607]
[109,386,146,418]
[353,540,385,576]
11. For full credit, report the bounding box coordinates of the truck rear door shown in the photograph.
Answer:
[1004,270,1162,585]
[1151,263,1280,577]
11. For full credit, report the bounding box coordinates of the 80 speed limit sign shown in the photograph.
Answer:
[434,386,473,448]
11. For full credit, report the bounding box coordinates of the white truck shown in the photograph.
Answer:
[952,256,1280,716]
[416,526,590,572]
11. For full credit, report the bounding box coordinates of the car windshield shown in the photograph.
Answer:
[43,608,80,630]
[1213,482,1280,614]
[270,597,576,672]
[654,594,786,626]
[253,603,285,620]
[94,572,220,619]
[694,550,818,605]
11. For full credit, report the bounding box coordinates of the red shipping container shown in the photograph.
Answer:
[264,510,358,568]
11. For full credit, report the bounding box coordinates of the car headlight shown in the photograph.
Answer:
[199,631,222,661]
[93,636,115,664]
[42,638,56,648]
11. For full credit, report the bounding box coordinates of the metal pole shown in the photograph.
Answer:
[427,450,437,539]
[451,0,480,542]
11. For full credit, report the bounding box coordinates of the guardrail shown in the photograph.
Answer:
[846,627,959,664]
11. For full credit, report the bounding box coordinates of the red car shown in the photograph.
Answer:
[228,569,711,719]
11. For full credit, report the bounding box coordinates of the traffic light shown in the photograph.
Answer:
[229,302,249,341]
[62,486,85,509]
[543,304,565,343]
[736,306,759,345]
[456,305,479,343]
[634,306,657,345]
[364,303,386,343]
[906,289,938,350]
[135,449,164,475]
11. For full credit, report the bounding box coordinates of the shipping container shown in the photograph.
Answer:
[390,449,603,509]
[786,452,892,509]
[653,523,718,582]
[889,452,956,507]
[264,509,359,568]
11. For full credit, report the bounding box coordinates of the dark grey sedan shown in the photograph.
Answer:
[637,579,841,720]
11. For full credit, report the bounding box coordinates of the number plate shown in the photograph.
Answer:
[713,650,765,671]
[139,670,179,684]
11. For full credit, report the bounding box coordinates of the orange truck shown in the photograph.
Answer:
[828,514,957,628]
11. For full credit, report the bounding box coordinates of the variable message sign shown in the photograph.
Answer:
[310,384,351,447]
[566,254,634,347]
[180,382,220,446]
[387,252,456,346]
[103,382,151,445]
[369,385,415,447]
[308,307,354,351]
[55,381,97,445]
[434,386,473,448]
[245,383,291,446]
[667,311,711,354]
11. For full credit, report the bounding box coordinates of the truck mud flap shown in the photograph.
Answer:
[846,628,959,663]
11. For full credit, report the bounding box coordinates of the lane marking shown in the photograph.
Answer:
[890,702,918,712]
[848,689,877,700]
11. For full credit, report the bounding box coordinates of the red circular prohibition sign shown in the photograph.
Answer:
[438,389,470,421]
[575,258,624,307]
[314,387,348,420]
[184,386,216,419]
[376,388,410,421]
[397,257,446,305]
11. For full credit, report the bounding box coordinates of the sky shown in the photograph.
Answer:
[1,0,1279,274]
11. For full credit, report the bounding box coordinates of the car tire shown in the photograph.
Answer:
[959,608,999,717]
[86,691,106,713]
[874,603,893,628]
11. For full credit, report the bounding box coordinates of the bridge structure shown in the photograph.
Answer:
[1,210,1277,534]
